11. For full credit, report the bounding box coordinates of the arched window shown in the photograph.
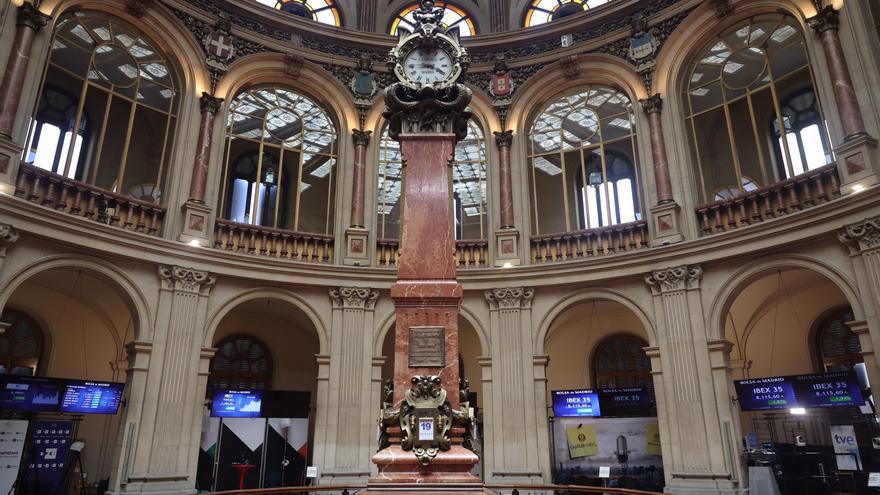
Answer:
[592,334,651,389]
[254,0,341,26]
[524,0,614,27]
[377,119,487,241]
[220,87,337,234]
[815,307,861,372]
[0,309,45,376]
[684,14,831,204]
[25,12,179,203]
[390,2,476,37]
[528,87,642,235]
[208,335,273,398]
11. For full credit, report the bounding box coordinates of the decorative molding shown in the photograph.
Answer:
[640,93,663,114]
[484,287,535,310]
[808,6,839,35]
[125,0,154,19]
[560,54,579,79]
[0,223,19,256]
[707,0,733,19]
[352,129,372,147]
[284,52,305,78]
[645,265,703,294]
[329,287,379,309]
[199,92,223,114]
[493,130,513,148]
[16,2,50,31]
[157,265,216,294]
[839,216,880,252]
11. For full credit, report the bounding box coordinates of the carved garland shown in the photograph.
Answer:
[329,287,380,309]
[158,265,217,293]
[645,265,703,294]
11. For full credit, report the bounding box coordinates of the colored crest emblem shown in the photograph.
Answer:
[490,72,513,98]
[205,30,234,61]
[628,32,656,61]
[352,71,376,98]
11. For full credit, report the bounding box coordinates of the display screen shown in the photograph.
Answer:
[211,390,263,418]
[0,376,64,412]
[598,387,653,417]
[552,389,601,417]
[734,371,862,411]
[60,380,125,414]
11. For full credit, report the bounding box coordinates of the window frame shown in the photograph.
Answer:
[208,334,274,398]
[591,333,652,390]
[0,308,46,377]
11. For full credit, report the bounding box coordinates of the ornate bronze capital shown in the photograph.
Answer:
[199,92,224,114]
[352,129,372,147]
[640,93,663,114]
[16,2,50,32]
[383,83,473,140]
[808,5,839,35]
[493,130,513,148]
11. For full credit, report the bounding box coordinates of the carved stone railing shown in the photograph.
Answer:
[376,239,489,268]
[14,163,165,236]
[529,220,649,264]
[213,218,333,263]
[696,164,840,236]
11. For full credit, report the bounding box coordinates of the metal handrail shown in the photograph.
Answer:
[206,482,670,495]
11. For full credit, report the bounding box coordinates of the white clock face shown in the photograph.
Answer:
[402,47,453,84]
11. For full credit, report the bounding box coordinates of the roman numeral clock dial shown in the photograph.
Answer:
[402,47,453,85]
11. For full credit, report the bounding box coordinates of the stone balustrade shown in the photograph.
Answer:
[376,239,489,268]
[213,218,334,263]
[529,220,649,263]
[14,163,165,235]
[696,163,840,236]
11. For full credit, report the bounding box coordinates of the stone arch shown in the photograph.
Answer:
[535,288,656,354]
[204,288,329,354]
[707,254,864,343]
[0,254,152,341]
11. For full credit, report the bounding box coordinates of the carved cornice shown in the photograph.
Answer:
[0,224,20,256]
[329,287,379,309]
[707,0,733,18]
[158,265,216,294]
[640,93,663,114]
[199,92,223,114]
[808,6,839,35]
[16,2,50,31]
[485,287,535,310]
[352,129,372,147]
[645,265,702,294]
[493,130,513,148]
[839,216,880,253]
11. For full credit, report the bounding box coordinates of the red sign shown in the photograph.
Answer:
[490,72,513,97]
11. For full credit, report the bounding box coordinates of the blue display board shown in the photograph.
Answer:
[60,380,124,414]
[28,420,73,494]
[551,389,601,417]
[211,390,263,418]
[598,387,653,417]
[734,371,863,411]
[0,376,64,412]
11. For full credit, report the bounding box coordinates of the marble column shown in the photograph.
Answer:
[344,131,372,265]
[120,266,216,495]
[0,2,49,190]
[645,266,744,495]
[839,216,880,391]
[810,6,880,191]
[187,93,223,203]
[483,288,544,483]
[493,131,521,266]
[639,94,684,245]
[319,287,379,483]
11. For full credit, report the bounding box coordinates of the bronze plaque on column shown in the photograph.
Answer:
[409,326,445,367]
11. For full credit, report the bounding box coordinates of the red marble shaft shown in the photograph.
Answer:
[498,141,514,228]
[820,28,866,138]
[647,110,674,203]
[0,24,36,137]
[350,138,367,228]
[188,105,216,202]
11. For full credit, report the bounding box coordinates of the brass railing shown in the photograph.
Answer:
[14,163,165,236]
[213,219,334,264]
[375,239,489,268]
[696,163,840,235]
[207,483,670,495]
[529,220,649,264]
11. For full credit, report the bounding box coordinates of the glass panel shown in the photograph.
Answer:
[94,95,132,191]
[531,155,567,234]
[121,105,167,198]
[728,96,764,189]
[692,108,737,201]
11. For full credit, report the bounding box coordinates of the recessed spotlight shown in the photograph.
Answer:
[790,407,806,415]
[188,239,201,247]
[502,262,513,268]
[852,184,865,193]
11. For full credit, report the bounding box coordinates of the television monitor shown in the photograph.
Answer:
[551,389,600,417]
[598,387,654,417]
[60,380,125,414]
[211,390,263,418]
[734,376,797,411]
[0,376,64,412]
[791,371,863,408]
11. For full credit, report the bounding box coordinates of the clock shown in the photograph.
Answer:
[402,47,453,85]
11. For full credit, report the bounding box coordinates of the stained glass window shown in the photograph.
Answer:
[390,2,475,37]
[255,0,340,26]
[524,0,614,27]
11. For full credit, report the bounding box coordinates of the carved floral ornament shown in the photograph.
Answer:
[485,287,535,309]
[158,265,217,293]
[329,287,379,309]
[839,216,880,252]
[645,265,703,294]
[0,224,20,256]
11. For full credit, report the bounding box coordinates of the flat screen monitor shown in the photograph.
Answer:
[0,376,64,412]
[734,376,797,411]
[60,380,125,414]
[551,389,600,417]
[734,371,862,411]
[211,390,263,418]
[598,387,654,417]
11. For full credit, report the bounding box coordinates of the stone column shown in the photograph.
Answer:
[320,287,380,483]
[839,216,880,391]
[0,2,49,193]
[180,93,223,246]
[493,131,521,266]
[639,94,684,245]
[483,288,545,483]
[344,131,372,265]
[311,354,332,479]
[108,341,153,492]
[0,223,20,272]
[120,266,216,495]
[809,6,880,191]
[645,266,744,495]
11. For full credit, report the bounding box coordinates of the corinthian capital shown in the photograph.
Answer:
[158,265,216,294]
[352,129,372,147]
[639,93,663,114]
[493,130,513,148]
[17,2,50,31]
[645,265,702,294]
[200,92,223,114]
[485,287,534,310]
[0,224,19,256]
[330,287,379,309]
[808,5,839,35]
[839,216,880,253]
